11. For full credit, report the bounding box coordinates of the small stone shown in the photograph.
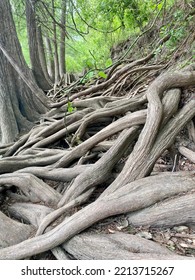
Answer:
[136,231,153,240]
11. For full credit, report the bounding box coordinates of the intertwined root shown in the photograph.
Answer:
[0,62,195,260]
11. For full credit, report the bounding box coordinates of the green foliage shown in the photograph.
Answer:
[98,71,107,79]
[64,0,178,72]
[12,0,189,76]
[64,100,76,130]
[11,0,30,65]
[160,9,187,50]
[67,101,76,113]
[65,27,115,73]
[18,32,30,65]
[80,71,94,84]
[105,58,113,68]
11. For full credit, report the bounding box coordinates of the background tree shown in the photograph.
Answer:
[25,0,51,90]
[59,0,67,77]
[0,0,48,144]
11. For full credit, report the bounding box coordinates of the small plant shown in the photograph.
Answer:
[64,100,76,133]
[80,70,94,84]
[154,45,162,55]
[67,101,76,113]
[98,71,107,79]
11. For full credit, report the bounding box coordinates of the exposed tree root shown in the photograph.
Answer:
[179,146,195,163]
[127,190,195,227]
[58,126,139,206]
[8,203,54,228]
[0,59,195,260]
[55,110,146,168]
[0,211,34,248]
[0,173,61,205]
[1,172,195,259]
[63,232,189,260]
[0,149,68,174]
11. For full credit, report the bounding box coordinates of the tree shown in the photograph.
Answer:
[0,0,49,145]
[25,0,51,90]
[59,0,67,77]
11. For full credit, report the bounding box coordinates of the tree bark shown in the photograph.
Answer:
[36,25,52,85]
[59,0,67,78]
[0,0,48,144]
[25,0,51,90]
[52,0,60,85]
[45,37,55,82]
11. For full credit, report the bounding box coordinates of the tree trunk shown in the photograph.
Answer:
[52,0,60,85]
[25,0,51,91]
[36,25,52,85]
[0,0,48,144]
[59,0,67,78]
[45,37,55,82]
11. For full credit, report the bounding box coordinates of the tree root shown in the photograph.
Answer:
[63,232,189,260]
[1,59,195,260]
[0,211,34,248]
[0,172,195,259]
[0,173,61,205]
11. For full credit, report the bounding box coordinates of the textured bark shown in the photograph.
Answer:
[0,149,68,174]
[0,173,61,205]
[179,146,195,163]
[8,203,54,228]
[25,0,51,90]
[37,26,52,85]
[52,0,60,84]
[45,37,55,82]
[63,232,187,260]
[55,109,147,168]
[127,191,195,227]
[59,0,67,77]
[0,172,195,259]
[0,211,34,248]
[58,126,139,206]
[0,0,48,144]
[101,71,195,196]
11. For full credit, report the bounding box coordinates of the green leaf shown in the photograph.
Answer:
[157,3,163,10]
[105,58,113,67]
[98,71,107,79]
[85,59,94,69]
[68,106,74,113]
[67,101,76,113]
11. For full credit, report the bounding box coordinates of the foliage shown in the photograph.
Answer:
[67,100,76,113]
[160,9,187,50]
[11,0,30,65]
[98,71,107,79]
[10,0,193,75]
